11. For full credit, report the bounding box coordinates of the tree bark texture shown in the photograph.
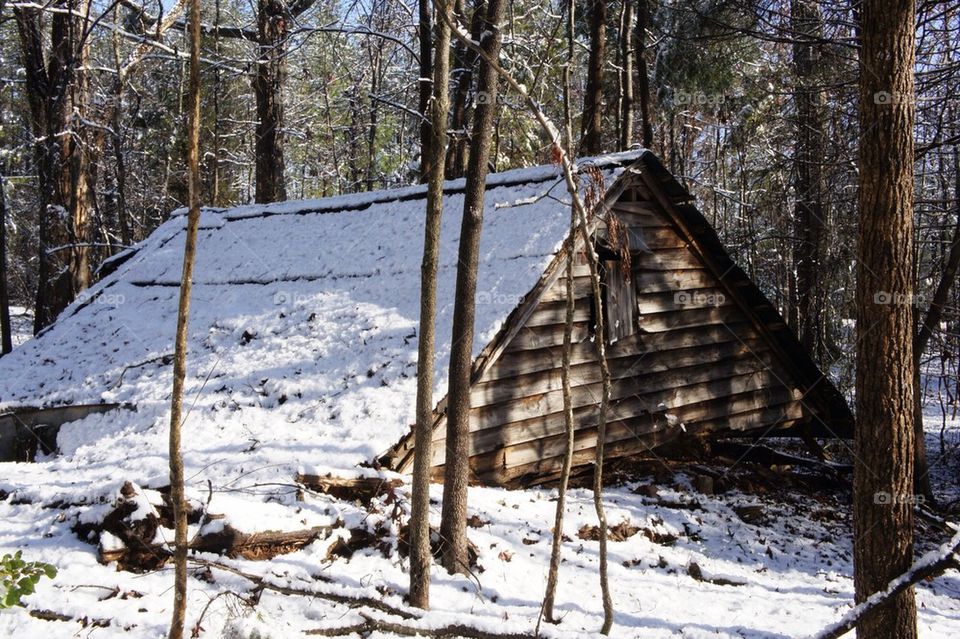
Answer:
[408,0,454,608]
[418,0,434,182]
[440,0,506,575]
[580,0,606,155]
[254,0,290,203]
[168,0,203,636]
[15,1,95,331]
[791,0,826,362]
[854,0,918,636]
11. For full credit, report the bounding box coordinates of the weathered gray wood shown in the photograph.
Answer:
[481,323,758,381]
[433,380,800,462]
[524,300,592,327]
[632,268,719,292]
[636,304,746,333]
[480,412,808,485]
[471,344,778,411]
[604,260,637,342]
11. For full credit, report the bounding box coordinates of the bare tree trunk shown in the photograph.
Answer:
[634,0,653,148]
[912,147,960,502]
[618,0,634,150]
[0,164,11,355]
[440,0,506,576]
[581,0,606,154]
[168,0,203,636]
[408,0,454,609]
[854,0,918,637]
[441,16,615,631]
[16,1,95,331]
[446,0,485,179]
[418,0,434,182]
[254,0,289,203]
[791,0,826,362]
[541,1,577,621]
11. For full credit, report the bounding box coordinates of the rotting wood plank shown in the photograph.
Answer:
[470,343,778,410]
[432,384,800,463]
[481,322,758,382]
[294,474,401,503]
[492,399,804,473]
[454,390,803,463]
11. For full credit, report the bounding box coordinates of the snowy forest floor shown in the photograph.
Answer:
[0,407,958,638]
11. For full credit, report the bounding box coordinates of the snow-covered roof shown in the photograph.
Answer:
[0,151,640,477]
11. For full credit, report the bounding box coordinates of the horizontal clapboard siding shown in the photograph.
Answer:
[418,175,825,483]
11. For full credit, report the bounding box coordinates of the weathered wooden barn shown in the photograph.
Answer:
[0,150,852,485]
[382,150,853,485]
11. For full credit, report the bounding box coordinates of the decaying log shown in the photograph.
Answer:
[307,612,539,638]
[89,481,332,570]
[99,523,332,569]
[28,608,113,628]
[294,473,401,503]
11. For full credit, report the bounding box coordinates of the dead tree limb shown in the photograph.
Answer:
[810,529,960,639]
[194,559,421,620]
[307,611,540,638]
[540,0,577,626]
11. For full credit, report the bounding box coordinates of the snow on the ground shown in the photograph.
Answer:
[0,152,958,637]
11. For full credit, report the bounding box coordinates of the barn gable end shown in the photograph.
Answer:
[383,151,853,486]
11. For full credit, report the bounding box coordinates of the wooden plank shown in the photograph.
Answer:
[524,299,592,327]
[636,288,733,314]
[636,304,747,333]
[471,342,777,410]
[434,377,798,460]
[480,412,809,486]
[604,260,637,342]
[633,269,718,293]
[458,399,807,482]
[504,322,592,351]
[538,274,593,303]
[482,322,758,381]
[633,247,703,271]
[631,226,690,250]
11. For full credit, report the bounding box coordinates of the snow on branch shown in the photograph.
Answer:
[810,528,960,639]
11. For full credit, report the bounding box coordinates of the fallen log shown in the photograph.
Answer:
[89,481,334,570]
[28,609,113,628]
[99,524,333,568]
[294,473,401,503]
[307,612,539,638]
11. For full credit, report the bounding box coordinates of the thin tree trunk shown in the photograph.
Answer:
[634,0,653,148]
[618,0,634,150]
[446,0,485,179]
[911,147,960,502]
[408,0,454,609]
[541,0,577,622]
[254,0,289,203]
[791,0,826,362]
[418,0,434,182]
[441,16,615,631]
[581,0,606,154]
[440,0,506,576]
[111,10,131,247]
[0,164,11,355]
[168,0,202,636]
[854,0,918,637]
